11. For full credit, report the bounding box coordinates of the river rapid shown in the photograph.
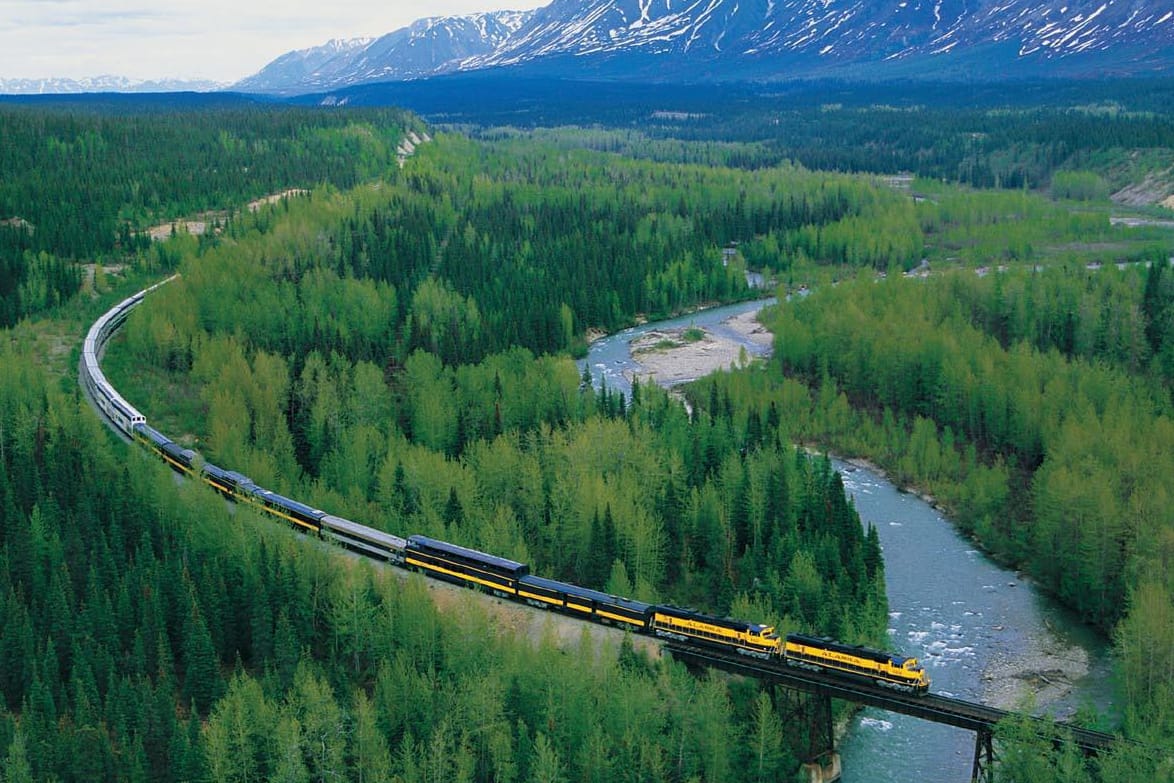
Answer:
[582,300,1117,781]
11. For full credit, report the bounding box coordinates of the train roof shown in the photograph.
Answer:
[324,514,406,540]
[519,574,652,612]
[785,633,914,666]
[160,440,197,463]
[136,423,171,446]
[250,487,325,520]
[321,515,406,547]
[407,534,529,575]
[655,604,775,635]
[202,463,254,488]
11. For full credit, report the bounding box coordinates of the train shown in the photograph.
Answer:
[82,277,930,696]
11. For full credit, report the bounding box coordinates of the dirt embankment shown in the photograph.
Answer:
[146,188,310,241]
[1112,170,1174,208]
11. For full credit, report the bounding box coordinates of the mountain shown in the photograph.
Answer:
[467,0,1174,79]
[231,39,373,94]
[0,76,226,95]
[240,0,1174,93]
[233,12,535,95]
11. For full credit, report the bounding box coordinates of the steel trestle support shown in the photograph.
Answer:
[775,687,835,762]
[972,728,995,783]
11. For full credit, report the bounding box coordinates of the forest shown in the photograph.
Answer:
[0,102,420,328]
[358,75,1174,191]
[0,90,1172,781]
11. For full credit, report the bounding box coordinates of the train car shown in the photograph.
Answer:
[89,378,145,435]
[158,440,198,476]
[82,293,148,436]
[246,487,326,533]
[82,353,145,435]
[321,515,407,565]
[404,535,528,597]
[783,633,929,694]
[132,422,171,453]
[651,605,781,658]
[81,277,178,438]
[517,575,653,630]
[131,423,198,475]
[200,463,255,499]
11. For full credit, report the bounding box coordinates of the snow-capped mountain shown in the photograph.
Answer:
[234,12,535,94]
[0,76,226,95]
[232,39,373,94]
[468,0,1174,75]
[239,0,1174,93]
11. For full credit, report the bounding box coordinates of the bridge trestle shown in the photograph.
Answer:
[774,686,835,762]
[771,686,841,781]
[971,728,996,783]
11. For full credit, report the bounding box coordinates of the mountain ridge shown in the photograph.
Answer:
[0,75,227,95]
[235,0,1174,94]
[234,11,537,95]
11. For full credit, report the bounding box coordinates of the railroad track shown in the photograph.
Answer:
[664,641,1120,755]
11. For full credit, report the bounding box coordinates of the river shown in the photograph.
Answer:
[580,298,776,399]
[582,299,1117,781]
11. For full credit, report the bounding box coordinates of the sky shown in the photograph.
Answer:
[0,0,551,83]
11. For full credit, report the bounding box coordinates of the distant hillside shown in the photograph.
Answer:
[0,76,225,95]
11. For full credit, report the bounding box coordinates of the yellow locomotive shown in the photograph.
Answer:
[784,633,929,694]
[652,606,781,658]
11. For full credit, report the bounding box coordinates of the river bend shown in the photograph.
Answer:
[583,300,1116,781]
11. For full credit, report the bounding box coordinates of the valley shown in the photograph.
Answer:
[0,78,1170,781]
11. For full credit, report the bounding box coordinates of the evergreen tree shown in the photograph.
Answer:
[181,601,223,715]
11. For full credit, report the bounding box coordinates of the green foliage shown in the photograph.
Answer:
[0,105,416,260]
[8,93,1171,780]
[749,265,1174,752]
[469,81,1174,194]
[3,317,889,780]
[993,714,1093,783]
[1050,170,1111,202]
[0,104,419,325]
[58,120,910,780]
[764,269,1174,627]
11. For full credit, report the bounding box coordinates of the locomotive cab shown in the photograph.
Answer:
[746,623,782,656]
[892,657,929,690]
[897,655,930,693]
[753,625,781,650]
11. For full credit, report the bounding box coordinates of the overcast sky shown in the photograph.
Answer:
[0,0,550,83]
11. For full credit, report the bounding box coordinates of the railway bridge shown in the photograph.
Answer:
[666,641,1118,783]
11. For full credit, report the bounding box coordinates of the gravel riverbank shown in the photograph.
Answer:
[627,309,773,387]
